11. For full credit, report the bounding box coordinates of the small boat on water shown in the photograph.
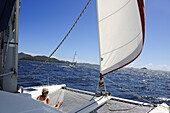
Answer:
[0,0,169,113]
[67,52,77,67]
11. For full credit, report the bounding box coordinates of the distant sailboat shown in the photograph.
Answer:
[0,0,169,113]
[67,52,77,67]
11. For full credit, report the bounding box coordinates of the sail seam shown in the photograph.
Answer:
[102,41,143,75]
[102,31,142,56]
[99,0,131,22]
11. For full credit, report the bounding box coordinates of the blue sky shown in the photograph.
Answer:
[18,0,170,71]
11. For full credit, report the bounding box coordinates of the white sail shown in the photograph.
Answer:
[72,52,77,64]
[96,0,145,75]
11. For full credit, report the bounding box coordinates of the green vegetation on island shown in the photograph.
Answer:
[18,52,69,63]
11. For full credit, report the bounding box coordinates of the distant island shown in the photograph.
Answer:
[141,67,147,70]
[18,52,69,63]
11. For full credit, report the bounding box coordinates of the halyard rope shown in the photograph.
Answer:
[18,0,92,79]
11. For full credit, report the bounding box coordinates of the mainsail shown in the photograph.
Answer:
[96,0,145,76]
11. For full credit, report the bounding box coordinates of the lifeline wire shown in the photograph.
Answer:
[103,76,154,105]
[18,0,92,79]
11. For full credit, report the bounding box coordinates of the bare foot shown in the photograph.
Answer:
[53,101,59,107]
[56,102,63,109]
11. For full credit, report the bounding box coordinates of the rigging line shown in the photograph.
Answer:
[103,76,154,105]
[0,32,4,74]
[3,30,10,70]
[18,0,92,79]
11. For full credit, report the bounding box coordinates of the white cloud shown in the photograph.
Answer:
[144,63,170,71]
[78,59,98,64]
[145,63,154,69]
[126,62,170,71]
[157,64,170,71]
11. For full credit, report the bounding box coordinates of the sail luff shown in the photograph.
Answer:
[96,0,102,77]
[97,0,145,77]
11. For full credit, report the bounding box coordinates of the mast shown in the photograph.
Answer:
[0,0,20,92]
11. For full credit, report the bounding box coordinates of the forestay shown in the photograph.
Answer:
[96,0,145,76]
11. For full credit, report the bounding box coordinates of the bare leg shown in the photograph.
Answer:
[56,102,63,109]
[53,101,59,107]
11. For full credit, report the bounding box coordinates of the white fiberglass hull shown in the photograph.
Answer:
[1,84,169,113]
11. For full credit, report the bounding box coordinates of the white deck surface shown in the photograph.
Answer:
[0,85,169,113]
[0,90,61,113]
[55,88,153,113]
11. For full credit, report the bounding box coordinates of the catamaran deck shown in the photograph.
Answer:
[21,85,155,113]
[50,87,153,113]
[1,85,168,113]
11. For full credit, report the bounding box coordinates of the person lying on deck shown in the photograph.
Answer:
[37,88,50,104]
[37,88,63,109]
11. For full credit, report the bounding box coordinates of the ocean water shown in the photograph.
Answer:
[18,60,170,106]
